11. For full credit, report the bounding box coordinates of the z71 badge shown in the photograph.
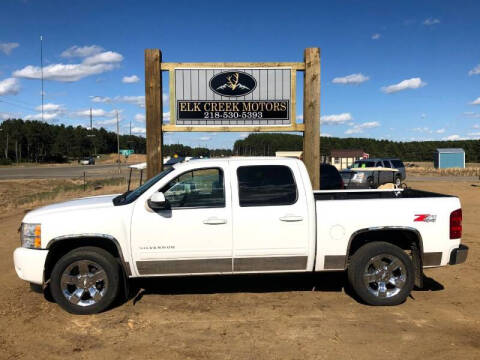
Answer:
[414,214,437,223]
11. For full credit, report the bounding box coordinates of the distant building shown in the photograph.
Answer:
[434,148,465,169]
[328,149,367,170]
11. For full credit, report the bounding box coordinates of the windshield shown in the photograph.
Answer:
[113,167,174,205]
[352,160,376,168]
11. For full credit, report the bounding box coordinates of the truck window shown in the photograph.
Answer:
[382,161,392,168]
[391,160,404,168]
[237,165,297,207]
[162,168,225,208]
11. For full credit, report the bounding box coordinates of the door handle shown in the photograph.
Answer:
[203,217,227,225]
[279,215,304,222]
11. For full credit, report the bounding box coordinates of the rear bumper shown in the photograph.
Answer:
[449,244,469,265]
[13,247,48,285]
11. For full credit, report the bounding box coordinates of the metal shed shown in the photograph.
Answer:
[434,148,465,169]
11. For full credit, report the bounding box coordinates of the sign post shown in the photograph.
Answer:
[144,48,321,189]
[145,49,163,179]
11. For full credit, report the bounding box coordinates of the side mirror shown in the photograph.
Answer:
[147,192,169,210]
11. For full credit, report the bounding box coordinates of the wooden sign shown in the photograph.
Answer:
[173,68,292,127]
[145,51,320,189]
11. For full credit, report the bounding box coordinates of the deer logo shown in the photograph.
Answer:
[210,71,256,97]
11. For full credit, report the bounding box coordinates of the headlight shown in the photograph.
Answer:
[351,172,365,183]
[21,223,41,249]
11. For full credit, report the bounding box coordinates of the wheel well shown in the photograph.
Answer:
[44,237,122,282]
[347,229,424,287]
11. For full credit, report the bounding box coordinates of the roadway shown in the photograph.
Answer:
[0,164,129,180]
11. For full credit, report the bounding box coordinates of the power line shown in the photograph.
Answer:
[0,99,37,112]
[40,35,44,123]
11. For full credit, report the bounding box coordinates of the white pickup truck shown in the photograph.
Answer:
[14,158,468,314]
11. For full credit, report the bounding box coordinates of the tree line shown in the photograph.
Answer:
[0,119,231,164]
[233,133,480,162]
[1,119,478,164]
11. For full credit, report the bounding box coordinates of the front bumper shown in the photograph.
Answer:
[449,244,469,265]
[13,247,48,285]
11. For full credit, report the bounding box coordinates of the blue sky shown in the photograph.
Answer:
[1,0,480,148]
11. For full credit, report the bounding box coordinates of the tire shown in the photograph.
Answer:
[50,247,120,315]
[347,242,414,306]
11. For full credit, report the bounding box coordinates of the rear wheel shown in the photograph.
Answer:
[50,247,120,314]
[348,242,414,306]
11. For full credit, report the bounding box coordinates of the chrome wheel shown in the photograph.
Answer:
[60,260,108,307]
[363,254,406,298]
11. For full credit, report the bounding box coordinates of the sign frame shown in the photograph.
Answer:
[162,63,304,132]
[144,49,320,189]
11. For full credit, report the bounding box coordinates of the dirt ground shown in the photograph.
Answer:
[0,179,479,360]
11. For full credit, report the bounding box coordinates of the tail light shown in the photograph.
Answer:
[450,209,462,239]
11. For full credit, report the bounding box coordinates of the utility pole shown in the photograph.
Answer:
[40,35,44,123]
[89,107,93,130]
[129,118,132,136]
[116,110,120,174]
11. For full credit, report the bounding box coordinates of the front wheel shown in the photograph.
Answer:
[347,242,414,306]
[50,247,120,314]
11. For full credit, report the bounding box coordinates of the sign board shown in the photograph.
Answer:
[144,50,320,189]
[173,68,293,126]
[120,149,134,156]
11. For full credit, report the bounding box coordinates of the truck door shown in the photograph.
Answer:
[130,165,233,276]
[230,161,310,273]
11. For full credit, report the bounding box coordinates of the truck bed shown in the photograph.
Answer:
[314,188,453,201]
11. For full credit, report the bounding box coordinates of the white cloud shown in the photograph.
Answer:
[413,126,431,133]
[199,136,211,141]
[74,108,117,117]
[468,64,480,76]
[35,103,62,112]
[239,133,248,139]
[91,94,168,109]
[163,111,170,121]
[0,77,20,95]
[381,77,426,94]
[24,112,61,121]
[470,97,480,105]
[423,18,440,26]
[135,113,145,123]
[115,95,145,107]
[436,128,445,134]
[332,73,369,85]
[0,112,19,120]
[122,75,140,83]
[131,127,146,134]
[321,113,353,125]
[321,133,332,137]
[163,93,169,103]
[91,96,111,103]
[421,113,427,119]
[345,121,380,135]
[442,134,462,140]
[82,51,123,65]
[371,33,381,40]
[468,131,480,136]
[13,48,123,82]
[464,111,480,118]
[96,118,119,126]
[473,124,480,129]
[61,45,104,58]
[0,42,19,55]
[296,114,303,121]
